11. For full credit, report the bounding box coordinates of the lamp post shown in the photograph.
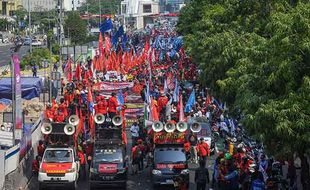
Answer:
[99,0,102,24]
[28,0,32,53]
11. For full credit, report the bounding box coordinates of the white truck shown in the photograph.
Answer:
[38,146,80,190]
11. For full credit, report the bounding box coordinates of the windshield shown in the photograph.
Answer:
[43,149,73,163]
[197,123,211,137]
[154,148,186,164]
[93,149,123,163]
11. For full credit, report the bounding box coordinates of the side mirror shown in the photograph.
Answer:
[125,155,129,161]
[75,157,80,162]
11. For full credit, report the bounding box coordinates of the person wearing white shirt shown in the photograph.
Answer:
[130,122,139,146]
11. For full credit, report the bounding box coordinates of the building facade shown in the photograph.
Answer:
[21,0,85,12]
[159,0,185,13]
[0,0,22,16]
[121,0,159,29]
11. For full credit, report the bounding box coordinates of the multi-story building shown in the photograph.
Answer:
[21,0,85,12]
[0,0,22,16]
[121,0,159,29]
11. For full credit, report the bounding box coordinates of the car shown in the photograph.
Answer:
[189,117,216,154]
[89,145,128,189]
[23,38,32,46]
[152,145,188,187]
[31,39,42,46]
[38,146,80,190]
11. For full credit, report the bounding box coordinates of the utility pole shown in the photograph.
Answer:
[99,0,102,24]
[28,0,32,53]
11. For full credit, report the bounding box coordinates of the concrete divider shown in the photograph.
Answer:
[1,116,42,190]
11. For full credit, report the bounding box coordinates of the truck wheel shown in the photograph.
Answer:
[70,180,77,190]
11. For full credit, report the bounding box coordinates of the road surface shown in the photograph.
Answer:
[0,44,30,66]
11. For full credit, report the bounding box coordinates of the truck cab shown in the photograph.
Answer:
[38,146,80,190]
[152,145,188,186]
[89,144,128,189]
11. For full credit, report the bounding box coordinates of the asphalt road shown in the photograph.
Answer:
[26,128,175,190]
[0,44,30,66]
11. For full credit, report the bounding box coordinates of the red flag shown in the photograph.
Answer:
[104,34,111,55]
[99,32,104,55]
[122,130,128,145]
[75,117,84,137]
[65,59,72,82]
[89,114,95,138]
[75,63,81,81]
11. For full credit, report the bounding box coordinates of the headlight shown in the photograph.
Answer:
[152,169,162,175]
[39,168,46,173]
[67,168,75,173]
[90,168,98,173]
[118,168,126,173]
[181,169,189,174]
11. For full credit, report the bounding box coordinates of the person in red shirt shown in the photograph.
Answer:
[108,92,118,119]
[196,138,210,165]
[37,140,45,157]
[32,155,41,176]
[184,141,191,159]
[157,92,169,114]
[78,148,86,179]
[58,98,68,118]
[95,96,108,115]
[131,145,139,174]
[44,104,54,121]
[53,108,65,122]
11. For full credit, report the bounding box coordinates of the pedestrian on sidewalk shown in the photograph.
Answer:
[195,160,210,190]
[32,64,37,77]
[53,62,58,71]
[78,147,86,180]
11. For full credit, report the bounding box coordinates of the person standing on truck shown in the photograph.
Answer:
[108,92,118,119]
[195,160,210,190]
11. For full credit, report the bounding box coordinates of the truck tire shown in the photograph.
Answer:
[70,180,77,190]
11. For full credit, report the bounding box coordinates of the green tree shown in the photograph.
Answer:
[64,11,87,45]
[178,0,310,157]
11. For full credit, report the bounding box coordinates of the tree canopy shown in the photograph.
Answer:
[64,11,87,45]
[178,0,310,156]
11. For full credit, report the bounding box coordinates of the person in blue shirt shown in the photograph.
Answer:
[251,170,265,190]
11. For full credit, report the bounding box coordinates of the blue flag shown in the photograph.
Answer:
[185,90,195,113]
[112,26,124,46]
[100,18,113,33]
[117,90,124,111]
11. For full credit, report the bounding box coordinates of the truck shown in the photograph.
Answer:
[89,114,128,189]
[38,117,80,190]
[151,121,189,187]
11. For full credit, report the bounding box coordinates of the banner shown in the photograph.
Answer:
[93,81,134,91]
[13,55,22,139]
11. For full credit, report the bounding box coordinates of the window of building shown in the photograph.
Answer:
[143,4,152,13]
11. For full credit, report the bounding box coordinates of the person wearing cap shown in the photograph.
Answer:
[44,103,54,121]
[196,138,210,165]
[108,92,118,119]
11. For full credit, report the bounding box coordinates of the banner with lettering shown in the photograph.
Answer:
[93,81,134,91]
[13,55,22,139]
